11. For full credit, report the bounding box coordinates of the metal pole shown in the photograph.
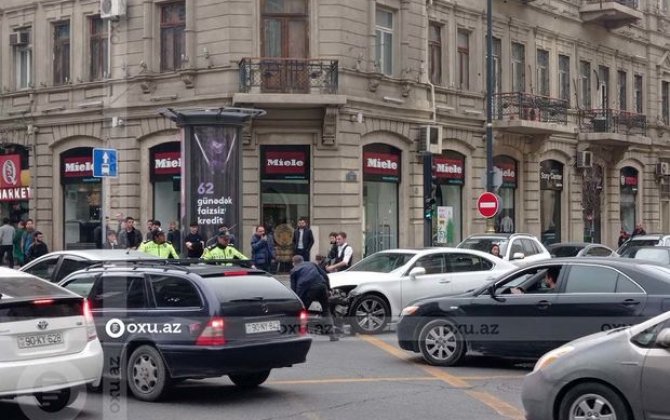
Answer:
[101,177,107,249]
[423,152,433,247]
[485,0,496,233]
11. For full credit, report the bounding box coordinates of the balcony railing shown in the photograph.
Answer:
[239,58,338,94]
[493,92,569,124]
[583,0,638,8]
[578,109,646,136]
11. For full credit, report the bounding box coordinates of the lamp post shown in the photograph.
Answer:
[485,0,496,233]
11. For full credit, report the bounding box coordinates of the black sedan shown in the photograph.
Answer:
[547,242,616,258]
[397,258,670,366]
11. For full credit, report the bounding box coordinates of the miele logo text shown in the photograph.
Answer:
[155,157,181,169]
[65,161,93,173]
[435,162,462,175]
[366,158,398,170]
[267,158,304,167]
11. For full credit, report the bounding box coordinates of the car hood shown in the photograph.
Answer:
[564,326,630,348]
[329,271,398,288]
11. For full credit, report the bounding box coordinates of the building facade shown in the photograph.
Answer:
[1,0,670,261]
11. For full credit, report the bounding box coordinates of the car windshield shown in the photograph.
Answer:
[458,238,509,255]
[348,252,415,273]
[618,239,660,255]
[633,249,670,264]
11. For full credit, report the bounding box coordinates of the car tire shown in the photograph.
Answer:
[558,382,630,420]
[34,386,79,412]
[417,319,466,367]
[229,370,271,389]
[126,345,171,402]
[349,294,391,335]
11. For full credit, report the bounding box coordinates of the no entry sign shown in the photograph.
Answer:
[477,192,500,218]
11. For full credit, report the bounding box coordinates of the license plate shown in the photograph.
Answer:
[245,320,281,334]
[18,332,64,349]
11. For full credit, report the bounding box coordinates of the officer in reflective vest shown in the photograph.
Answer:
[202,233,248,264]
[139,230,179,259]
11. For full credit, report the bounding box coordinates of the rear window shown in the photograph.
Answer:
[201,275,298,302]
[0,276,74,301]
[459,238,509,255]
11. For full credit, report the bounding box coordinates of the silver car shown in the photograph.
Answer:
[522,310,670,420]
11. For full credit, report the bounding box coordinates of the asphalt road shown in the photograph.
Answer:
[3,332,532,420]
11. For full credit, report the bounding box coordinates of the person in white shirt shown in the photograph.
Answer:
[326,232,354,272]
[0,218,15,268]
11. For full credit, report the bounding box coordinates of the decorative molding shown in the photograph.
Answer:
[179,69,196,89]
[368,73,382,92]
[322,107,339,146]
[361,117,413,144]
[241,121,253,147]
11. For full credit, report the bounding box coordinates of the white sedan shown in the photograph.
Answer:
[329,248,516,334]
[0,269,103,412]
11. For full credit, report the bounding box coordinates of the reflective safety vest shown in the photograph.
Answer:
[138,240,179,259]
[202,244,248,263]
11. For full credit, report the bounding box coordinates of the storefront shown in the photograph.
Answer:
[363,143,400,256]
[620,166,638,233]
[433,151,464,245]
[493,155,517,234]
[150,142,181,226]
[0,144,31,223]
[540,159,563,245]
[61,147,101,249]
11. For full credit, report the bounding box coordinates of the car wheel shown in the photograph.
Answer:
[229,370,271,389]
[559,382,630,420]
[34,387,79,412]
[349,294,390,335]
[417,319,466,366]
[126,345,171,402]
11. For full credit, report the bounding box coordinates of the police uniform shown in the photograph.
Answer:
[138,240,179,259]
[202,243,248,262]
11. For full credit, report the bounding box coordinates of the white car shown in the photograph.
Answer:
[329,248,516,334]
[457,233,551,265]
[0,269,103,412]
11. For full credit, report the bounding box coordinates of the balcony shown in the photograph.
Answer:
[235,58,344,107]
[493,92,573,136]
[579,0,642,30]
[578,109,650,147]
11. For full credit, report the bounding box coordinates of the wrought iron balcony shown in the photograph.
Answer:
[579,0,642,29]
[493,92,570,135]
[239,58,338,95]
[579,109,646,136]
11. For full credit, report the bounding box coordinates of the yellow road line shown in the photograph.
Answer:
[360,335,525,419]
[268,377,440,385]
[461,375,526,380]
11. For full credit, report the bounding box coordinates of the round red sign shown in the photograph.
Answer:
[477,192,500,219]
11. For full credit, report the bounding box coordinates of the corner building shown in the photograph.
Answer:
[1,0,670,260]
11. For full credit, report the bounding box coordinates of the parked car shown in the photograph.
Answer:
[522,310,670,420]
[457,233,551,265]
[0,269,103,412]
[617,233,670,255]
[58,261,311,402]
[619,246,670,265]
[397,258,670,366]
[547,242,617,258]
[20,250,158,283]
[329,248,516,334]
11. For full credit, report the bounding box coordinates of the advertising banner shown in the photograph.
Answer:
[436,206,454,244]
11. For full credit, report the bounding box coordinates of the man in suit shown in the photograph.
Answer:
[292,217,314,261]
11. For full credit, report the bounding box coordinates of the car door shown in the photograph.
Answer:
[401,253,451,307]
[22,255,62,282]
[444,253,497,294]
[507,239,525,262]
[640,319,670,419]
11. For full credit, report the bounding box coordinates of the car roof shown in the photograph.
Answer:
[67,261,269,278]
[36,250,157,260]
[547,242,605,249]
[527,256,656,268]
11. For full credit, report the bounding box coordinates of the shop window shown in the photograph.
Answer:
[432,151,464,245]
[0,144,31,223]
[540,160,563,246]
[494,155,517,234]
[620,166,638,234]
[150,142,181,229]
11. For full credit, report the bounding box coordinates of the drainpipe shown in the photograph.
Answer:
[425,0,437,123]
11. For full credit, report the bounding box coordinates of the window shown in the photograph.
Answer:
[559,55,570,104]
[537,49,549,96]
[521,239,538,256]
[91,276,147,309]
[512,43,525,92]
[492,37,502,94]
[615,275,644,293]
[663,81,669,125]
[13,29,32,90]
[349,252,414,273]
[150,275,202,308]
[413,254,445,275]
[58,258,91,281]
[564,266,618,293]
[160,2,186,72]
[375,8,394,76]
[618,70,627,110]
[634,75,643,113]
[446,254,493,273]
[63,276,97,297]
[428,23,442,85]
[586,246,614,257]
[510,241,524,256]
[599,65,610,109]
[261,0,309,58]
[457,30,470,90]
[89,16,108,81]
[580,61,591,109]
[53,22,70,85]
[24,257,60,281]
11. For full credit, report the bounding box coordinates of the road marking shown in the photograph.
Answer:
[461,375,526,380]
[268,377,440,385]
[359,335,525,419]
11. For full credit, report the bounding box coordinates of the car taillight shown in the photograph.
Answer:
[196,317,226,346]
[33,299,54,305]
[299,310,308,336]
[223,271,249,277]
[83,300,97,341]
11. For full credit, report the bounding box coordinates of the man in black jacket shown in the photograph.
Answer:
[25,231,48,263]
[119,217,143,249]
[290,255,338,341]
[292,218,314,261]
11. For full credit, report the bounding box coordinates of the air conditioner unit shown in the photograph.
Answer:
[576,151,593,168]
[100,0,127,20]
[9,31,30,46]
[657,162,670,177]
[418,125,443,154]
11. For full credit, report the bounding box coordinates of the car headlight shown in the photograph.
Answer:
[533,346,574,372]
[401,305,419,316]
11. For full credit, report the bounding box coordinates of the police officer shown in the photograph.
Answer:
[202,233,248,263]
[139,230,179,259]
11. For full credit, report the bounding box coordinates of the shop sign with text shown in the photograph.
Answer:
[363,145,401,183]
[434,152,465,185]
[261,145,310,180]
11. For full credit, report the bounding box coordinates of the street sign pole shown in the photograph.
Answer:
[92,148,118,248]
[485,0,495,233]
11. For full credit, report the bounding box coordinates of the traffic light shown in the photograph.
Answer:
[424,197,436,220]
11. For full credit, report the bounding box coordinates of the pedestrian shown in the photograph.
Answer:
[325,232,338,266]
[618,228,631,247]
[145,219,154,240]
[13,220,26,267]
[251,225,276,272]
[138,230,179,259]
[25,231,48,263]
[167,221,181,255]
[22,218,35,258]
[205,224,236,247]
[119,217,143,249]
[490,244,502,258]
[104,230,120,249]
[292,217,314,261]
[632,223,646,237]
[326,232,353,273]
[114,212,125,234]
[290,255,339,341]
[0,218,15,268]
[202,233,248,264]
[184,222,205,258]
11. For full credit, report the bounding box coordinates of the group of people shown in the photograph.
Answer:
[618,222,647,247]
[0,217,48,268]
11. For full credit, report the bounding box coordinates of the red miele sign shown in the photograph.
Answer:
[0,154,22,188]
[433,156,464,180]
[364,152,400,174]
[261,145,310,180]
[154,152,181,176]
[63,156,93,178]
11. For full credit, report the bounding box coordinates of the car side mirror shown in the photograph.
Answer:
[656,328,670,349]
[512,252,525,260]
[409,267,426,278]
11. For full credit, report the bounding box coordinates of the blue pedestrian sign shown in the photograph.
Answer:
[92,148,118,178]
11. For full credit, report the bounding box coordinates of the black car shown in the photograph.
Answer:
[397,258,670,366]
[547,242,616,258]
[58,261,311,402]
